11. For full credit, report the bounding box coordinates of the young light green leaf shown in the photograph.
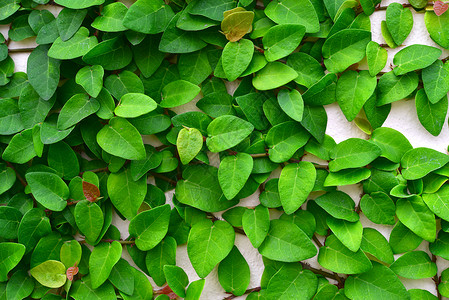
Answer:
[366,41,388,76]
[160,80,200,108]
[218,153,253,200]
[177,127,203,165]
[425,11,449,48]
[422,60,449,104]
[252,62,298,91]
[222,39,254,81]
[54,0,104,9]
[371,127,413,163]
[30,260,66,288]
[187,219,235,278]
[91,2,127,32]
[327,217,363,252]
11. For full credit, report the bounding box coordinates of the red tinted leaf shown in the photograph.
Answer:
[434,1,448,16]
[156,285,178,299]
[82,181,100,202]
[66,265,79,281]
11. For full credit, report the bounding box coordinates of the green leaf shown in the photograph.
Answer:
[75,65,104,98]
[0,0,20,21]
[259,219,317,262]
[27,45,61,100]
[197,92,235,118]
[0,206,21,239]
[6,270,34,300]
[18,209,51,254]
[329,138,381,172]
[218,246,250,296]
[48,27,98,60]
[265,0,319,33]
[360,192,395,225]
[218,153,253,200]
[389,221,423,254]
[70,276,116,300]
[377,71,419,106]
[56,8,87,41]
[160,80,200,108]
[371,127,413,163]
[176,165,238,212]
[366,41,388,76]
[263,24,306,62]
[386,2,413,45]
[130,145,162,181]
[222,39,254,81]
[159,13,207,53]
[279,162,316,214]
[25,172,69,211]
[123,0,174,34]
[287,52,324,88]
[318,234,372,274]
[121,268,153,300]
[360,227,394,264]
[422,60,449,105]
[97,117,145,160]
[133,35,165,78]
[277,89,304,122]
[315,191,359,222]
[235,92,270,130]
[415,89,447,136]
[2,129,37,164]
[322,29,371,73]
[242,205,270,248]
[54,0,104,9]
[190,0,237,21]
[75,200,103,244]
[345,262,409,300]
[60,240,82,269]
[301,105,327,143]
[185,279,205,300]
[178,50,212,85]
[48,142,79,180]
[393,44,442,76]
[57,94,100,130]
[19,84,55,129]
[324,168,371,186]
[401,147,449,180]
[91,2,127,32]
[177,127,203,165]
[425,11,449,48]
[129,204,170,251]
[265,121,310,163]
[409,289,438,300]
[145,236,177,286]
[266,263,317,299]
[396,196,436,242]
[107,168,147,220]
[390,251,437,279]
[30,260,66,288]
[252,62,298,90]
[89,241,122,289]
[0,242,25,282]
[187,219,235,278]
[206,115,254,152]
[327,217,363,252]
[108,259,135,296]
[423,185,449,222]
[83,37,132,71]
[164,265,189,298]
[115,93,157,118]
[336,70,376,121]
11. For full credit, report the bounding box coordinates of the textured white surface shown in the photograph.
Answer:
[2,1,449,298]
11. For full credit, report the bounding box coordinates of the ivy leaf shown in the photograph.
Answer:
[366,41,388,76]
[386,3,413,45]
[91,2,127,32]
[107,168,146,220]
[360,192,396,225]
[259,219,317,262]
[89,241,122,289]
[218,153,253,200]
[371,127,413,163]
[145,237,177,286]
[218,246,250,296]
[425,11,449,48]
[279,162,316,214]
[263,24,306,62]
[27,45,61,100]
[115,93,157,118]
[206,115,254,153]
[242,205,270,248]
[6,270,34,300]
[345,262,409,300]
[71,276,116,300]
[57,94,100,130]
[393,44,442,76]
[264,0,320,33]
[222,39,254,81]
[54,0,105,9]
[18,209,51,254]
[396,196,436,242]
[30,260,66,288]
[48,27,98,60]
[83,36,132,70]
[75,200,104,244]
[177,127,203,165]
[190,0,237,21]
[322,29,371,73]
[277,89,304,122]
[390,251,437,279]
[0,206,21,239]
[318,234,372,274]
[401,147,449,180]
[252,62,298,90]
[221,10,254,42]
[75,65,104,98]
[329,138,381,172]
[160,80,200,108]
[265,264,318,299]
[0,242,25,282]
[187,219,235,278]
[129,204,171,251]
[315,191,359,222]
[164,265,189,298]
[360,227,394,264]
[97,117,146,161]
[25,172,69,211]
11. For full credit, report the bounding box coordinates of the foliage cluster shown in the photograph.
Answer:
[0,0,449,299]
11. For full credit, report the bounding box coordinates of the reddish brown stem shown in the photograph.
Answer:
[150,172,177,186]
[6,162,27,187]
[224,287,262,299]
